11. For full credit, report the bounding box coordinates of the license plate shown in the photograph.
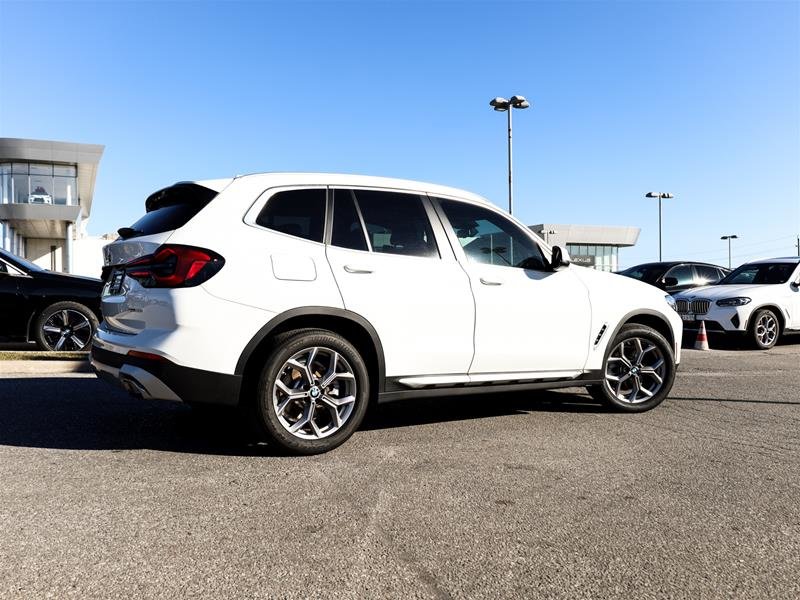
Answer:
[107,270,125,296]
[681,313,696,322]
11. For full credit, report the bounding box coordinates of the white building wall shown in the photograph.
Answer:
[72,236,108,278]
[26,238,64,271]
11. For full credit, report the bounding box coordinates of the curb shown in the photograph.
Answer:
[0,360,93,376]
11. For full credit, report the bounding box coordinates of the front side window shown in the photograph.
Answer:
[256,188,326,243]
[665,265,694,286]
[349,190,439,258]
[438,198,548,270]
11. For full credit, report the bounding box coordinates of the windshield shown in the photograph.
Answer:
[719,262,798,285]
[0,248,45,272]
[618,264,665,283]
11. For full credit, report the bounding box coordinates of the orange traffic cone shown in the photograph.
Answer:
[694,320,710,351]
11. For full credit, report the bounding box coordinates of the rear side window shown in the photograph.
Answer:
[696,265,722,285]
[256,189,326,243]
[351,190,439,258]
[121,183,218,239]
[331,189,369,251]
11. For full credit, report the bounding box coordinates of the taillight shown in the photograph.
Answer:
[125,244,224,288]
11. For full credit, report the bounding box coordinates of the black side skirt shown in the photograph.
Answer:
[377,372,604,404]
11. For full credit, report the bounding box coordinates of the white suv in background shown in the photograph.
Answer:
[673,257,800,349]
[92,173,683,454]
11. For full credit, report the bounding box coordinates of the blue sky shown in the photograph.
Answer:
[0,0,798,268]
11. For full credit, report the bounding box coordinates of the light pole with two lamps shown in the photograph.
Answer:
[645,192,674,261]
[721,234,738,269]
[489,95,530,215]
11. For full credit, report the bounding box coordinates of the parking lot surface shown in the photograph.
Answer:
[1,343,798,599]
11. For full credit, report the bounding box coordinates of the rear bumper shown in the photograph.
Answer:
[90,344,241,406]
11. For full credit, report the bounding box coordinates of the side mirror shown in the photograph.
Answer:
[664,276,678,287]
[550,246,570,271]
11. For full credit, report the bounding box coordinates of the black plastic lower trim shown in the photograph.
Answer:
[91,345,242,406]
[377,372,603,403]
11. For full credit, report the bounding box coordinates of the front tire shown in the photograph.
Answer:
[33,301,98,351]
[587,323,676,412]
[253,329,370,455]
[749,308,780,350]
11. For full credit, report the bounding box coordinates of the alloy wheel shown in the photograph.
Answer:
[272,346,357,440]
[42,309,93,351]
[604,337,667,404]
[755,314,778,347]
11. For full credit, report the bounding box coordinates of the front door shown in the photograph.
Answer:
[325,188,474,378]
[433,197,592,376]
[0,261,25,337]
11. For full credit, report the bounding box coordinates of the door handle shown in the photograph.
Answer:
[344,265,373,274]
[480,277,502,286]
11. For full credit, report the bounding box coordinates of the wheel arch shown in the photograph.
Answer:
[747,304,786,333]
[25,296,102,341]
[235,307,386,404]
[611,310,676,354]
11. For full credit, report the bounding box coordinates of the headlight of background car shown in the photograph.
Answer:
[665,295,677,311]
[716,297,751,307]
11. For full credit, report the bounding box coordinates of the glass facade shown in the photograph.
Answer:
[0,162,78,206]
[566,243,619,272]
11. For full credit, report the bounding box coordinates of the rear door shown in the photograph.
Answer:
[325,188,475,377]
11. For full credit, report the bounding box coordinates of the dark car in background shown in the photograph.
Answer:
[0,248,102,351]
[617,261,730,295]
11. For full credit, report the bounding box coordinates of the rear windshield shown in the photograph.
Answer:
[119,183,218,239]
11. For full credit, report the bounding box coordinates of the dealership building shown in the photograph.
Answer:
[530,223,640,272]
[0,137,105,275]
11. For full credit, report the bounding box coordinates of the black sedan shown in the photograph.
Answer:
[617,261,730,295]
[0,248,102,351]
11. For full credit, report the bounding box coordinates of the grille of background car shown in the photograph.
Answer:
[675,299,711,314]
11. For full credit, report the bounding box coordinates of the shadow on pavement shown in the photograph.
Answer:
[363,389,607,431]
[0,376,606,453]
[671,396,800,406]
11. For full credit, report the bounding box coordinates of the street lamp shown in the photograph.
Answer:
[490,95,530,215]
[645,192,674,261]
[721,234,738,269]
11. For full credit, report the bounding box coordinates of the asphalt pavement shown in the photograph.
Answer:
[0,342,798,599]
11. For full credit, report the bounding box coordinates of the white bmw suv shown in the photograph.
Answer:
[673,257,800,349]
[92,173,683,454]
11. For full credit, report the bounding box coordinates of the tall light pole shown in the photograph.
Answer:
[490,95,530,215]
[721,234,738,269]
[645,192,674,261]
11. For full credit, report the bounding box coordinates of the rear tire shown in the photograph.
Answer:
[252,329,370,455]
[586,323,676,412]
[33,301,98,351]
